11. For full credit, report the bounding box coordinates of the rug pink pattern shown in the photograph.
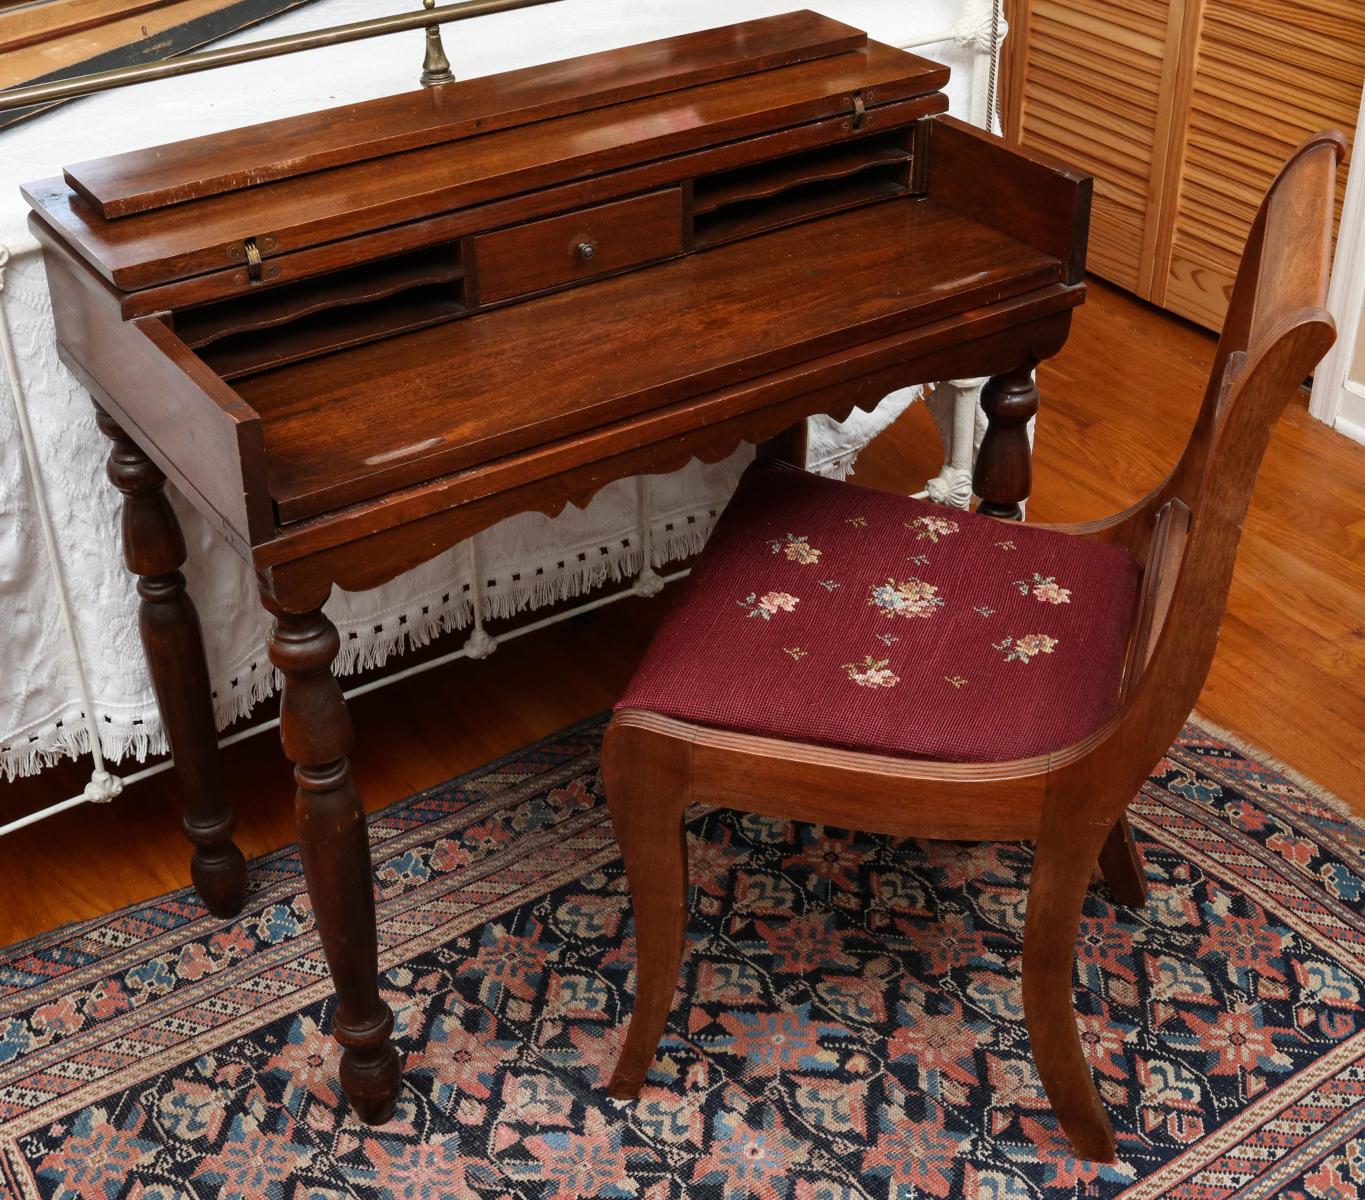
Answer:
[0,716,1361,1199]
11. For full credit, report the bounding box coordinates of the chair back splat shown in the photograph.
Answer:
[1099,131,1342,807]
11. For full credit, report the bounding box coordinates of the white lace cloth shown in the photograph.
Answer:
[0,0,984,778]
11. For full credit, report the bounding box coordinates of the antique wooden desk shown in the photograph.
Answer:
[24,12,1090,1122]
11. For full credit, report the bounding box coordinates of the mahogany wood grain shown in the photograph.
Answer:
[33,231,273,550]
[690,135,910,215]
[255,305,1079,610]
[263,593,402,1124]
[28,42,948,290]
[1097,814,1148,908]
[602,133,1345,1163]
[1122,500,1191,683]
[1023,789,1120,1159]
[198,286,467,382]
[927,115,1093,286]
[104,103,937,318]
[689,173,909,248]
[612,713,1047,842]
[65,11,869,217]
[176,245,465,349]
[473,188,683,306]
[601,721,693,1101]
[240,200,1064,521]
[95,404,247,918]
[974,367,1041,521]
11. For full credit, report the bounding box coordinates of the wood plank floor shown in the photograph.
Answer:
[2,278,1362,946]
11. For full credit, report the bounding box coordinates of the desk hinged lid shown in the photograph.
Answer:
[23,11,949,291]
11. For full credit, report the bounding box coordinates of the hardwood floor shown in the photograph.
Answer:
[2,278,1362,946]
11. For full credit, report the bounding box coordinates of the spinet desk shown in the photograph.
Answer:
[23,12,1090,1121]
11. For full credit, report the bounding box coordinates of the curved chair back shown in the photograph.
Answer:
[1088,132,1343,796]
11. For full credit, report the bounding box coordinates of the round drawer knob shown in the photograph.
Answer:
[576,241,597,260]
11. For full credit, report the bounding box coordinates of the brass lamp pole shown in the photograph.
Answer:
[0,0,561,114]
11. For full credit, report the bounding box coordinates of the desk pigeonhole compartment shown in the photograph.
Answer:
[176,243,466,380]
[689,130,914,248]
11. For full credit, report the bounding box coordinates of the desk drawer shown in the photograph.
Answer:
[475,189,684,305]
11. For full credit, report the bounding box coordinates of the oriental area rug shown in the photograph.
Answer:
[1,716,1363,1200]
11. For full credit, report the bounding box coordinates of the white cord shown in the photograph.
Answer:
[633,474,665,597]
[461,536,498,659]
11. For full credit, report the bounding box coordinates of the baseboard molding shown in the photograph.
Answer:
[1334,411,1365,446]
[1310,377,1365,446]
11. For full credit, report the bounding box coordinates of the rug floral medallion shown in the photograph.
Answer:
[1,716,1362,1200]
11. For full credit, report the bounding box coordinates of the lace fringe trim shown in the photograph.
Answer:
[0,472,835,780]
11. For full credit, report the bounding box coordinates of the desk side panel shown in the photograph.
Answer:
[927,115,1093,285]
[33,223,273,551]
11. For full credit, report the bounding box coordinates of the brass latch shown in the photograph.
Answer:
[227,233,278,285]
[244,238,264,283]
[852,92,868,132]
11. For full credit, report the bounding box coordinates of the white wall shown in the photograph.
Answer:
[1310,79,1365,446]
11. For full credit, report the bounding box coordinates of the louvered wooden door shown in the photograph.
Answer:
[1005,0,1364,329]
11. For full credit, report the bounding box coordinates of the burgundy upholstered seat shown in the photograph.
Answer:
[618,462,1142,762]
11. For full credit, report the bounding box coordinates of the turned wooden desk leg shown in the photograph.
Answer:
[973,367,1040,521]
[95,406,246,917]
[263,594,402,1125]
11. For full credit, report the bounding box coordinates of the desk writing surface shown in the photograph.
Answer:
[235,199,1062,522]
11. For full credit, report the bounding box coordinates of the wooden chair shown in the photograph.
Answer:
[601,132,1344,1162]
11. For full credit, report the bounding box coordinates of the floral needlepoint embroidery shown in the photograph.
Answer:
[819,579,841,592]
[738,591,799,620]
[945,675,968,689]
[908,553,930,566]
[995,539,1017,551]
[875,633,899,646]
[974,606,996,618]
[906,515,960,543]
[1015,573,1072,605]
[993,633,1059,663]
[769,533,821,564]
[868,577,945,620]
[842,656,900,688]
[844,515,868,528]
[784,646,808,662]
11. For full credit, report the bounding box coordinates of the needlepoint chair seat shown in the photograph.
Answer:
[618,461,1141,763]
